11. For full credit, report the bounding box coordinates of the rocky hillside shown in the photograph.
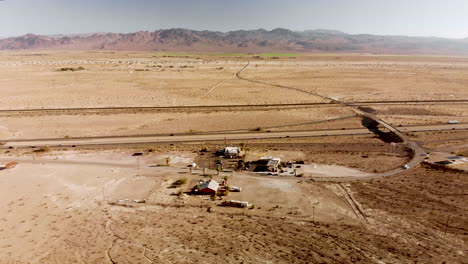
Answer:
[1,28,467,54]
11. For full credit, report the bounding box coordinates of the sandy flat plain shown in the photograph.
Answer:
[0,52,467,263]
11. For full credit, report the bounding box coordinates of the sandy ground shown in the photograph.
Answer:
[0,151,465,263]
[0,152,363,263]
[0,108,354,140]
[1,52,468,108]
[299,164,372,178]
[0,52,467,263]
[240,60,468,102]
[352,167,468,245]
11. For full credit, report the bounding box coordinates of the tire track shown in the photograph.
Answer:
[236,63,333,103]
[337,184,369,223]
[237,63,426,177]
[105,218,155,264]
[202,62,250,96]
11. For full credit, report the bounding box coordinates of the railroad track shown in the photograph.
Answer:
[0,99,467,116]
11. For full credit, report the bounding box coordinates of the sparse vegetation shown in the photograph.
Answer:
[257,53,299,57]
[1,51,467,264]
[171,177,187,188]
[59,66,85,72]
[34,146,51,153]
[250,127,264,132]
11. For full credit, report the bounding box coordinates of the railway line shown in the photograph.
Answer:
[0,99,467,116]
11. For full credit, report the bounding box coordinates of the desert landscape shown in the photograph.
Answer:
[0,51,467,264]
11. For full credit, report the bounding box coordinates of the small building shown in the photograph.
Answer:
[198,180,219,194]
[223,147,241,159]
[0,161,17,170]
[255,156,281,172]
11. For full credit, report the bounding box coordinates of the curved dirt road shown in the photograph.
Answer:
[236,63,428,176]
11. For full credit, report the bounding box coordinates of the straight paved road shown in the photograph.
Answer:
[2,123,467,148]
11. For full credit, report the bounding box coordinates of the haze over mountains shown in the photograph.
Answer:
[1,28,468,55]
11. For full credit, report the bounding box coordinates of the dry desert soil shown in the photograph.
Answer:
[0,51,467,263]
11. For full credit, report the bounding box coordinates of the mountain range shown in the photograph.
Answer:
[1,28,467,55]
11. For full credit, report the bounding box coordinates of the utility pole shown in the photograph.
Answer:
[444,215,452,235]
[390,142,396,153]
[312,201,320,224]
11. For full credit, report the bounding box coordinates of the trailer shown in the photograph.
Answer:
[221,200,249,208]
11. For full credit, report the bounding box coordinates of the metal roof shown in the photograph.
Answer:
[224,147,240,154]
[200,180,219,191]
[267,159,280,167]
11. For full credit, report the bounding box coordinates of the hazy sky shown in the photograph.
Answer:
[0,0,467,38]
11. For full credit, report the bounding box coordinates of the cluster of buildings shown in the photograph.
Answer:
[216,147,295,175]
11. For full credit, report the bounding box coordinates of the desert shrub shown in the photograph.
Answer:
[250,127,263,132]
[421,162,466,173]
[165,157,171,166]
[171,177,187,188]
[34,146,50,153]
[59,66,85,72]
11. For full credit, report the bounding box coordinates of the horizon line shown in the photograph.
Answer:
[1,28,467,40]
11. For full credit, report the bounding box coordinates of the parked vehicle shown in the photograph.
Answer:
[221,200,249,208]
[229,186,242,192]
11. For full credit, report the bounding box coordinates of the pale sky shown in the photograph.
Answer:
[0,0,467,38]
